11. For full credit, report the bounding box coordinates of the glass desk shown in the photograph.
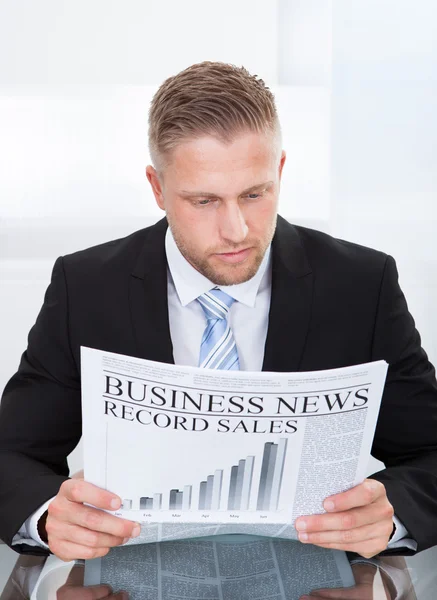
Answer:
[0,551,421,600]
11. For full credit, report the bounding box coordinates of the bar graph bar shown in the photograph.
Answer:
[199,480,207,509]
[257,442,274,510]
[169,489,178,509]
[228,459,254,510]
[265,444,278,504]
[241,456,254,510]
[257,440,288,511]
[211,470,223,510]
[227,465,239,510]
[140,497,153,510]
[182,486,192,510]
[235,459,245,507]
[269,439,288,510]
[205,474,214,509]
[121,499,132,510]
[133,438,288,513]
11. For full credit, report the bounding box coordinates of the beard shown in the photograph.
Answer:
[167,214,276,286]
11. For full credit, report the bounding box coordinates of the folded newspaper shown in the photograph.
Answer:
[81,347,388,545]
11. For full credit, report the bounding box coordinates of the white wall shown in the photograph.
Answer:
[1,0,437,584]
[330,0,437,365]
[0,0,279,85]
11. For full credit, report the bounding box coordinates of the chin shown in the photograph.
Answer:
[207,263,259,286]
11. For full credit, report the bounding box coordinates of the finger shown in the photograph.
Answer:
[59,584,113,600]
[80,585,114,599]
[302,565,377,599]
[296,498,391,534]
[48,498,140,539]
[303,586,370,598]
[305,583,374,598]
[49,538,112,562]
[297,497,394,535]
[59,479,122,511]
[85,585,114,599]
[59,584,129,600]
[323,480,386,513]
[63,565,89,587]
[47,521,129,549]
[298,519,393,546]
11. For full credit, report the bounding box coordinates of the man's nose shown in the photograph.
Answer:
[218,202,249,244]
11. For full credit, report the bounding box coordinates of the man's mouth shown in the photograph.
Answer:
[214,248,252,264]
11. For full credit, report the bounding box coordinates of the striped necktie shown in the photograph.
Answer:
[197,288,240,371]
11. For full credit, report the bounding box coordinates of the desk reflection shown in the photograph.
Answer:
[1,540,418,600]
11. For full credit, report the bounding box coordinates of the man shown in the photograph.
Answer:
[0,61,436,589]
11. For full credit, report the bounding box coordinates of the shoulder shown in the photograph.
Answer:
[286,220,390,278]
[297,224,386,262]
[60,218,167,280]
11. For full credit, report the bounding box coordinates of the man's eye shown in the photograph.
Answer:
[195,193,262,205]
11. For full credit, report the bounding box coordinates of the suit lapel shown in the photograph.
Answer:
[129,217,175,364]
[262,216,314,372]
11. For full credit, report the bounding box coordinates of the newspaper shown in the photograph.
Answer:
[84,538,355,600]
[81,347,388,544]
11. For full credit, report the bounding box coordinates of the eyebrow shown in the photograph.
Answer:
[179,181,274,199]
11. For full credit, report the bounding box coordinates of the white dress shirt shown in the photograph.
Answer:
[166,225,272,371]
[13,227,415,553]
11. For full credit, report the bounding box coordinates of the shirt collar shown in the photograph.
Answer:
[165,227,271,308]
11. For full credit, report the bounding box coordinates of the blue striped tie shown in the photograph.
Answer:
[197,288,240,371]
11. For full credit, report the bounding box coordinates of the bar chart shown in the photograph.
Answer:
[124,438,289,513]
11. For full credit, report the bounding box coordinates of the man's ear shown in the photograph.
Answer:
[146,165,165,210]
[278,150,286,180]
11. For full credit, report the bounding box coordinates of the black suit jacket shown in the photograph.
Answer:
[1,216,437,555]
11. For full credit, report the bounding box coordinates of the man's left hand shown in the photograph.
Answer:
[300,563,393,599]
[295,479,395,558]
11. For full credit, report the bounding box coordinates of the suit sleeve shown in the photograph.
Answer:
[0,257,81,553]
[369,255,437,554]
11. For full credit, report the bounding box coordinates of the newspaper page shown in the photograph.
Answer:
[84,538,355,600]
[81,346,388,544]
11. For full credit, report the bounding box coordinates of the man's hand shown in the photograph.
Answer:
[44,477,141,562]
[295,479,395,558]
[57,564,129,599]
[299,563,392,599]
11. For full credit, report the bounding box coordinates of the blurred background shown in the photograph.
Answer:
[0,0,436,595]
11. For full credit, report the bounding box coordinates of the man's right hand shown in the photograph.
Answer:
[43,479,141,561]
[57,564,129,600]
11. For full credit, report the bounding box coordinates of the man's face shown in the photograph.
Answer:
[146,131,286,286]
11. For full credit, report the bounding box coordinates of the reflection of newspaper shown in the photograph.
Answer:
[85,538,355,600]
[81,347,388,543]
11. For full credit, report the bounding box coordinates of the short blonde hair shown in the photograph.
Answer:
[148,61,280,172]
